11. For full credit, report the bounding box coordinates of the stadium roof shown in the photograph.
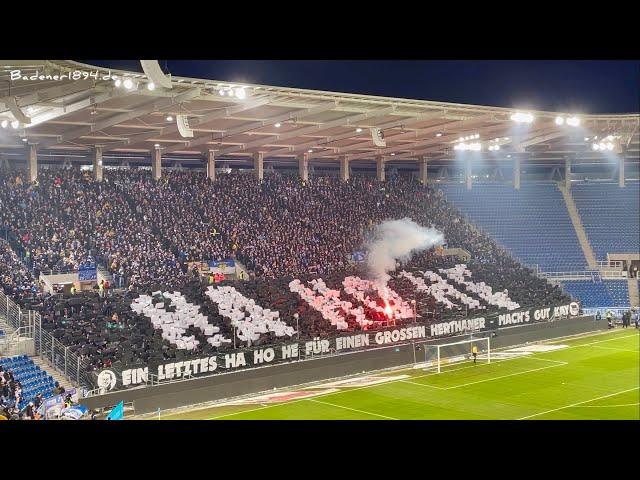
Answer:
[1,60,638,168]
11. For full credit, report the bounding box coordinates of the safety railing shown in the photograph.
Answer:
[597,260,624,271]
[539,270,628,280]
[583,308,632,318]
[0,290,94,391]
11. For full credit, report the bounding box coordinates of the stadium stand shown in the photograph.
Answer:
[571,181,640,261]
[0,169,570,373]
[0,354,56,416]
[604,280,631,307]
[561,281,613,308]
[437,183,587,272]
[560,280,631,308]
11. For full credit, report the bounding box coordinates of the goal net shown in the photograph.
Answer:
[419,337,491,373]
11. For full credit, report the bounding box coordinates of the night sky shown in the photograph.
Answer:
[81,60,639,114]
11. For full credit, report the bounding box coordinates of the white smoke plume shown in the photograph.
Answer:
[365,218,445,288]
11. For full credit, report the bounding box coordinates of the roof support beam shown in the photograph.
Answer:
[517,130,567,149]
[41,88,201,148]
[376,122,557,162]
[217,104,395,156]
[267,110,448,157]
[0,79,101,113]
[102,95,272,152]
[162,102,335,154]
[344,120,503,162]
[311,113,495,159]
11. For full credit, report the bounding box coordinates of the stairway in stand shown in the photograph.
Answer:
[30,356,76,392]
[557,183,598,269]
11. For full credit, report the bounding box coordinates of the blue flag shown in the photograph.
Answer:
[106,401,124,420]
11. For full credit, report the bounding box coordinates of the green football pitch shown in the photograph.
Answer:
[152,329,639,420]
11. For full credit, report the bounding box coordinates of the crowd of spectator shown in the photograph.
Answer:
[0,363,44,420]
[0,167,571,378]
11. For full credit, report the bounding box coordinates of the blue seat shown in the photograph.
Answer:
[437,183,587,272]
[572,182,639,262]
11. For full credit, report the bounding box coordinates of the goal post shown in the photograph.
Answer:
[419,336,491,373]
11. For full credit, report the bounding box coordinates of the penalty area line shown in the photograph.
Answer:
[405,362,566,391]
[518,386,640,420]
[306,398,397,420]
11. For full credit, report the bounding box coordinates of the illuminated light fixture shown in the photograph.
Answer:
[234,87,247,99]
[0,120,7,128]
[474,134,480,139]
[566,116,580,127]
[307,149,313,153]
[555,116,565,125]
[459,137,464,142]
[274,123,281,128]
[123,78,134,90]
[454,142,482,152]
[21,138,27,142]
[390,153,395,156]
[504,137,509,141]
[154,143,160,148]
[436,133,442,137]
[584,137,589,141]
[11,120,20,129]
[218,89,225,96]
[166,115,173,122]
[606,142,614,151]
[356,128,363,133]
[488,145,500,151]
[228,89,235,97]
[510,112,534,123]
[507,154,511,158]
[114,78,122,88]
[592,143,600,151]
[147,82,156,91]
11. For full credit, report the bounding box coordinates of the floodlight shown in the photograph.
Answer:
[234,88,247,99]
[11,121,19,129]
[0,120,7,129]
[566,116,580,127]
[510,112,534,123]
[147,82,156,91]
[555,116,565,125]
[123,78,134,90]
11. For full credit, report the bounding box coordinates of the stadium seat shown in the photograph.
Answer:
[438,183,587,272]
[571,181,640,262]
